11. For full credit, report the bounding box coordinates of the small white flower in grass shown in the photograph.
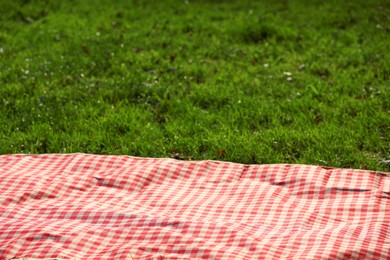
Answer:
[283,71,292,76]
[263,63,269,68]
[379,159,390,166]
[287,77,293,81]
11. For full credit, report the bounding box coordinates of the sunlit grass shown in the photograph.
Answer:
[0,0,389,171]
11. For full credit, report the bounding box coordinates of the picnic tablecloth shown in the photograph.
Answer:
[0,154,389,259]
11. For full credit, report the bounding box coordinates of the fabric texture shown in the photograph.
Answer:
[0,154,389,259]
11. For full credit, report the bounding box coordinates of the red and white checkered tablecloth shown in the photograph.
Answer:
[0,154,389,259]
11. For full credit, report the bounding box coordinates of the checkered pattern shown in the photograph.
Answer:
[0,154,389,259]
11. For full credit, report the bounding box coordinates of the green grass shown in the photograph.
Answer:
[0,0,389,171]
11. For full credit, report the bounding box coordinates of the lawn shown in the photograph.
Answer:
[0,0,389,171]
